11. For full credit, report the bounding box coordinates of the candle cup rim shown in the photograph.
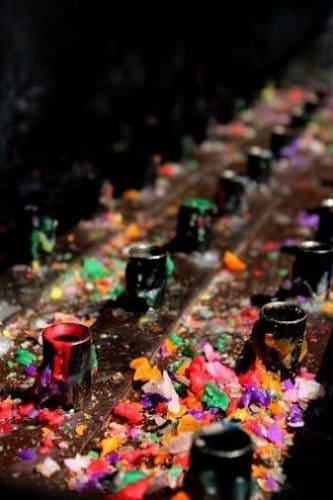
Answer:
[219,169,244,185]
[261,149,272,160]
[43,322,91,346]
[128,243,166,260]
[193,427,253,459]
[261,301,307,325]
[272,125,287,135]
[292,107,303,117]
[248,145,261,155]
[248,146,272,160]
[219,169,236,180]
[298,240,333,254]
[320,198,333,209]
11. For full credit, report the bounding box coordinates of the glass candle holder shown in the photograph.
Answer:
[187,424,253,500]
[215,169,245,215]
[175,197,217,253]
[125,244,167,308]
[252,301,307,374]
[247,146,272,183]
[42,322,95,411]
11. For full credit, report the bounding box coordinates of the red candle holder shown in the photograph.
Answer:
[42,322,95,410]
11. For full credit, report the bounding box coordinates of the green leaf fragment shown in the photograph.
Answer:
[215,334,229,353]
[182,342,202,358]
[144,432,159,443]
[173,380,187,396]
[81,257,105,280]
[169,465,182,479]
[169,361,183,372]
[169,334,184,347]
[268,251,279,261]
[118,470,148,489]
[15,348,37,367]
[201,382,229,411]
[277,268,289,278]
[166,255,175,277]
[108,284,124,299]
[89,345,98,370]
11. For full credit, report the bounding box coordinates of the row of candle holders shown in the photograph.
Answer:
[33,95,331,499]
[182,96,333,499]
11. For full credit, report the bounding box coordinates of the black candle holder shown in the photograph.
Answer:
[215,169,246,215]
[270,125,293,159]
[315,198,333,246]
[304,96,319,115]
[289,107,308,129]
[175,198,217,253]
[282,241,333,300]
[316,89,329,102]
[186,424,253,500]
[247,146,272,183]
[41,322,95,411]
[144,154,161,187]
[252,301,307,375]
[125,244,167,308]
[251,239,333,307]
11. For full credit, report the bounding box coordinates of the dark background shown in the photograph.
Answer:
[0,1,332,266]
[0,3,333,499]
